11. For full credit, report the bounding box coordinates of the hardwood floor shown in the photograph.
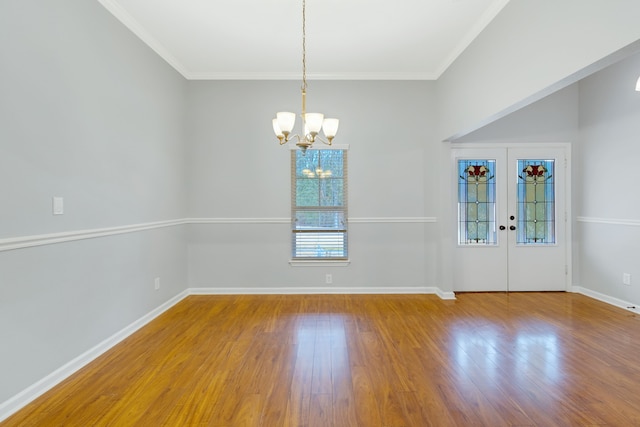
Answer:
[4,292,640,426]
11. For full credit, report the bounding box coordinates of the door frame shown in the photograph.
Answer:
[448,142,573,293]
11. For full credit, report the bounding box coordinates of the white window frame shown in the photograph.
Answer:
[289,145,350,266]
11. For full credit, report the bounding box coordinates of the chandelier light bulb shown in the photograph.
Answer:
[322,118,339,139]
[276,112,296,134]
[272,119,283,138]
[304,113,324,135]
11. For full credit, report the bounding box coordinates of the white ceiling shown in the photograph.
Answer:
[98,0,510,80]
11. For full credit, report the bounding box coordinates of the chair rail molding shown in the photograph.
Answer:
[1,217,438,252]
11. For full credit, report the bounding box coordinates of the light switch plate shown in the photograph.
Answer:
[53,197,64,215]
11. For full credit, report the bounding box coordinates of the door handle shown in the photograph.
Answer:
[510,225,516,231]
[499,225,506,230]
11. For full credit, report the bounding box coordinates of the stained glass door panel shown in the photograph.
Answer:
[458,160,497,245]
[516,159,555,245]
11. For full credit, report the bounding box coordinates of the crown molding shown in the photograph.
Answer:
[98,0,510,82]
[97,0,440,83]
[183,71,438,81]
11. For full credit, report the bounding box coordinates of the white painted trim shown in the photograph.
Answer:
[289,260,351,267]
[0,217,437,252]
[436,289,457,300]
[576,216,640,227]
[573,286,640,313]
[0,290,189,423]
[100,0,506,82]
[350,217,437,224]
[450,141,573,150]
[181,71,438,81]
[188,286,447,296]
[86,1,440,85]
[187,217,290,225]
[0,220,186,252]
[187,217,437,224]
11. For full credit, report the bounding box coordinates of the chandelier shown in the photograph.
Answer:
[272,0,339,153]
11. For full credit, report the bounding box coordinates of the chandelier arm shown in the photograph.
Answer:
[313,134,333,145]
[286,134,303,144]
[314,135,334,146]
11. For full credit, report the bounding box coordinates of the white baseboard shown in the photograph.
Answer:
[0,290,189,423]
[436,289,457,300]
[1,285,455,422]
[189,286,453,297]
[572,286,640,313]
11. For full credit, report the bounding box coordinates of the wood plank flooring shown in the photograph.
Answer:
[4,292,640,426]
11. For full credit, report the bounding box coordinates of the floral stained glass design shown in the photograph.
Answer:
[516,160,555,245]
[458,160,497,245]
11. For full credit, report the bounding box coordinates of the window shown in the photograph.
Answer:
[291,148,348,260]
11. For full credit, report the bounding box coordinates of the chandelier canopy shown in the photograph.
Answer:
[272,0,339,153]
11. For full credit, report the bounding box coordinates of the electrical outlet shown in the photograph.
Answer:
[623,273,631,286]
[325,274,333,284]
[154,277,160,290]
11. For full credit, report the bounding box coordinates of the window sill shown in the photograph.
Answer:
[289,259,351,267]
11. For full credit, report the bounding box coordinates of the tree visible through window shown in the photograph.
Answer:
[291,149,348,259]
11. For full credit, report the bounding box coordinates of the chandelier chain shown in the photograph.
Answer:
[302,0,307,91]
[272,0,338,150]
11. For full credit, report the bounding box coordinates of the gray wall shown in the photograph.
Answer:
[2,0,640,416]
[577,51,640,305]
[442,48,640,307]
[437,0,640,141]
[185,80,439,290]
[0,0,187,404]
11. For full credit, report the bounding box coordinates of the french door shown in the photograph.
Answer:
[452,145,569,292]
